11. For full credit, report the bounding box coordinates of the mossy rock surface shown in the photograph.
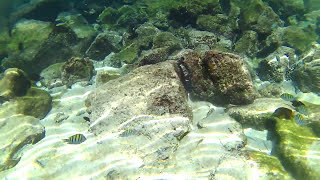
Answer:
[247,150,292,179]
[274,117,320,179]
[153,32,182,52]
[15,87,52,119]
[0,68,31,100]
[109,43,141,66]
[284,25,318,54]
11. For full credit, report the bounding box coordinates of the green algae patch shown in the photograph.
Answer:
[6,19,53,59]
[274,117,320,179]
[247,150,292,179]
[113,43,140,65]
[15,87,52,119]
[284,26,318,54]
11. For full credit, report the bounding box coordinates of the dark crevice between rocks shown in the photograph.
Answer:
[219,0,231,15]
[256,42,279,58]
[177,57,193,92]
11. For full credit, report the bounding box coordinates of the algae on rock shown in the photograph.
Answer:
[0,68,31,100]
[15,87,52,119]
[247,151,292,179]
[273,117,320,179]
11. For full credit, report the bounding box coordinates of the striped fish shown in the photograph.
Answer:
[294,114,306,126]
[296,105,309,115]
[280,93,296,101]
[63,134,86,144]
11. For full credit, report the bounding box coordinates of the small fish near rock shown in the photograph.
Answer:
[63,134,87,144]
[280,93,296,102]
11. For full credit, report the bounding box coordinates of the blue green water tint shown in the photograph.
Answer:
[0,0,320,179]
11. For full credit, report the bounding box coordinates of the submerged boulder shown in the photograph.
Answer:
[227,98,293,130]
[39,63,64,89]
[0,68,31,101]
[1,18,92,79]
[179,50,256,105]
[85,61,191,135]
[85,32,122,61]
[273,117,320,179]
[15,87,52,119]
[293,58,320,94]
[61,57,95,87]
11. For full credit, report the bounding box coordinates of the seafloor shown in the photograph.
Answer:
[0,0,320,179]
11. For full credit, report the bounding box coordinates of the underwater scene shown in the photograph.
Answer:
[0,0,320,179]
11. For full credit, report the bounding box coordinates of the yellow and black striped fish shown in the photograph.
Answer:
[280,93,296,101]
[63,134,86,144]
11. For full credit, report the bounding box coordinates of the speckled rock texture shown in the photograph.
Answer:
[85,60,191,135]
[179,50,256,105]
[61,57,95,87]
[293,59,320,94]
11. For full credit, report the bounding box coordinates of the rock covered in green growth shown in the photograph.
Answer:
[196,14,238,39]
[257,28,286,57]
[246,150,292,179]
[85,32,122,60]
[1,19,81,78]
[0,29,10,59]
[168,0,220,26]
[98,7,120,25]
[134,22,160,49]
[117,5,148,28]
[0,114,45,172]
[293,58,320,93]
[96,71,121,87]
[98,5,147,29]
[185,29,217,50]
[5,19,53,60]
[240,0,283,35]
[305,0,320,12]
[273,117,320,179]
[234,30,259,57]
[137,47,170,66]
[109,43,141,67]
[153,32,182,52]
[55,12,97,39]
[180,50,256,105]
[0,68,31,100]
[39,63,64,89]
[284,25,318,54]
[61,57,95,87]
[15,87,52,119]
[264,0,305,19]
[227,98,293,130]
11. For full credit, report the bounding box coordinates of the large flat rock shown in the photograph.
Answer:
[85,61,192,135]
[0,114,45,171]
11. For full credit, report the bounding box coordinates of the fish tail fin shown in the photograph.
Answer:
[62,139,70,143]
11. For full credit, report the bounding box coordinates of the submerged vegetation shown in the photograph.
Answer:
[0,0,319,179]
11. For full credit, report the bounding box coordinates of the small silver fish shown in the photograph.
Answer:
[294,114,306,126]
[63,134,86,144]
[280,93,296,101]
[296,105,309,115]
